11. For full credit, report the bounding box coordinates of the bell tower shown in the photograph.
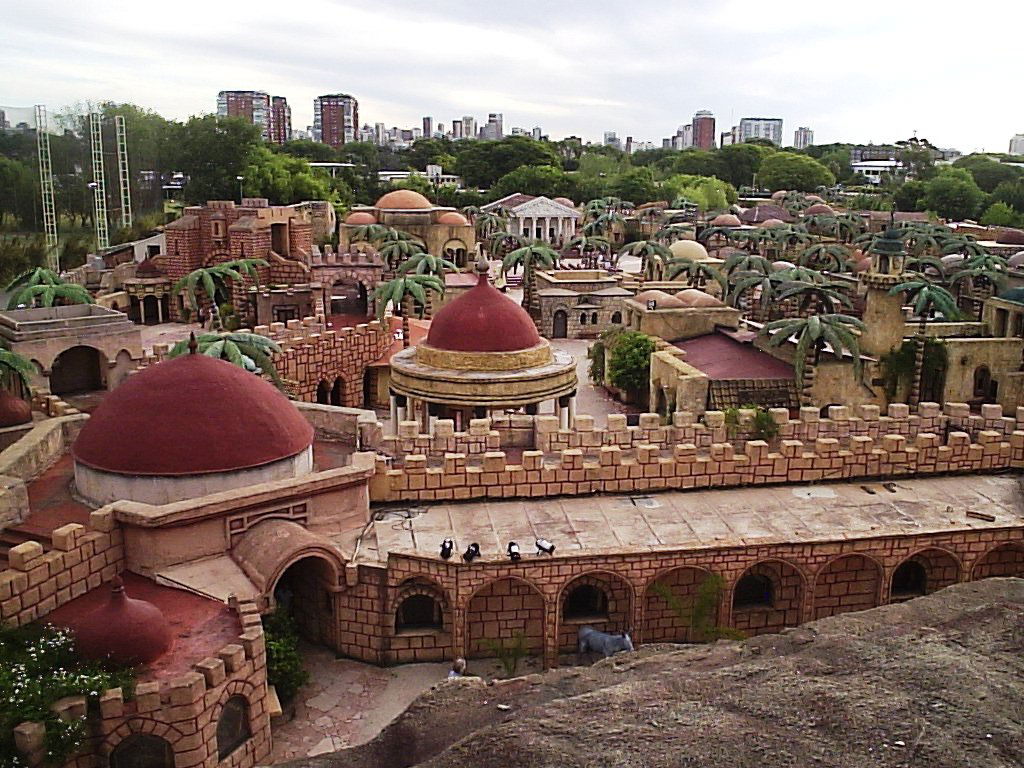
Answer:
[859,226,909,358]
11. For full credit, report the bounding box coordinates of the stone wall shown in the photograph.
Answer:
[0,415,85,528]
[370,402,1024,503]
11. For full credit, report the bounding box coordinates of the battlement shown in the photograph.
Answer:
[371,402,1024,503]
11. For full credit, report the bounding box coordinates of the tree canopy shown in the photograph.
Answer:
[758,152,836,192]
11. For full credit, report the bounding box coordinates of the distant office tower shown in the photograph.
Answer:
[462,116,477,139]
[452,119,464,139]
[532,126,542,140]
[269,97,291,144]
[738,117,784,145]
[625,136,634,154]
[720,130,735,147]
[0,109,8,129]
[682,124,694,149]
[422,116,433,138]
[217,90,271,141]
[692,110,716,151]
[313,94,359,147]
[481,113,503,140]
[794,126,814,150]
[603,131,621,150]
[1010,134,1024,155]
[374,122,385,145]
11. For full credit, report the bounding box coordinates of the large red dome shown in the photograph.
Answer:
[73,353,313,476]
[426,273,541,352]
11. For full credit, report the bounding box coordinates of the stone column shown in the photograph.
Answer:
[389,394,398,427]
[558,395,570,430]
[156,296,164,324]
[395,394,407,426]
[568,394,577,428]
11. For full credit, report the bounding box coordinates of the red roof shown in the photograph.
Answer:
[426,272,541,352]
[675,332,794,380]
[73,354,313,476]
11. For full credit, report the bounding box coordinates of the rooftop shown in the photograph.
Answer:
[355,474,1023,565]
[674,331,794,380]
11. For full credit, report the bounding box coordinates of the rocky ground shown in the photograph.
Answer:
[279,578,1024,768]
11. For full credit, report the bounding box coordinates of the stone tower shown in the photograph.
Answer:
[859,227,909,358]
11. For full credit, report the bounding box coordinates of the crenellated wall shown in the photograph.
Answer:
[370,402,1024,503]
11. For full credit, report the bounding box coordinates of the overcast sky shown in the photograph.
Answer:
[2,0,1019,152]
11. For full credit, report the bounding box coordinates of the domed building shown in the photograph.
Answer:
[339,190,477,267]
[389,260,577,429]
[73,351,314,506]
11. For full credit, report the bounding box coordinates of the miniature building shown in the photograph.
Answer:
[482,194,580,247]
[533,269,631,339]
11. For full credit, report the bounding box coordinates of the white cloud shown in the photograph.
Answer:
[0,0,1018,150]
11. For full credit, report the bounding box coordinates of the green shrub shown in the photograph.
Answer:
[651,575,745,643]
[262,611,309,703]
[0,624,135,767]
[481,631,529,678]
[606,331,655,395]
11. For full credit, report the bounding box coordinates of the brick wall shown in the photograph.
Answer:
[643,566,714,643]
[811,554,882,619]
[466,577,545,658]
[731,560,803,637]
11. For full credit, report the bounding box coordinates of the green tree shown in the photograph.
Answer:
[719,143,773,188]
[243,146,332,204]
[173,115,262,203]
[490,164,576,199]
[670,150,726,179]
[763,314,866,406]
[758,152,835,192]
[922,170,985,221]
[608,167,659,205]
[501,241,558,313]
[606,331,656,398]
[5,267,93,309]
[980,201,1021,227]
[953,155,1023,193]
[0,345,36,396]
[992,178,1024,213]
[454,136,560,188]
[373,274,444,348]
[893,180,927,212]
[0,156,39,228]
[888,278,958,407]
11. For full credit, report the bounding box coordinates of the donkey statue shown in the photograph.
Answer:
[577,626,634,664]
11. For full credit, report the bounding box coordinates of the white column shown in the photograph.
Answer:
[568,395,577,428]
[389,395,398,427]
[396,401,407,426]
[156,296,163,324]
[558,401,569,430]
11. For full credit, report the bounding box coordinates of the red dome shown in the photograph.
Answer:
[63,576,172,666]
[0,390,32,427]
[426,272,541,352]
[73,354,312,476]
[345,211,377,225]
[437,211,470,226]
[375,190,432,210]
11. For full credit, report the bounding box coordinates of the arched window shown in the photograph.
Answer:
[396,594,443,632]
[973,366,991,398]
[611,311,622,324]
[564,584,608,620]
[579,313,587,325]
[110,734,173,768]
[733,573,774,609]
[591,312,598,324]
[216,695,252,759]
[891,561,927,598]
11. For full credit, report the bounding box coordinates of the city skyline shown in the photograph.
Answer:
[2,0,1018,152]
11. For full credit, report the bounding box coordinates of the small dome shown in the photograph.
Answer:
[436,211,470,226]
[375,190,433,210]
[710,214,741,227]
[0,390,31,427]
[806,194,826,203]
[62,576,172,666]
[345,211,377,225]
[553,197,576,209]
[940,254,965,267]
[772,260,796,271]
[762,218,785,227]
[73,354,313,476]
[804,203,835,216]
[770,190,787,201]
[996,228,1024,245]
[674,288,724,307]
[1008,251,1024,268]
[669,240,709,260]
[426,269,541,352]
[634,289,685,308]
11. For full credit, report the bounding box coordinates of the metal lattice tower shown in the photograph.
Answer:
[34,105,60,271]
[114,115,132,229]
[89,112,110,251]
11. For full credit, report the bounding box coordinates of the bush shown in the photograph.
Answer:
[481,632,529,678]
[262,611,309,703]
[0,624,135,767]
[606,331,655,395]
[980,201,1021,227]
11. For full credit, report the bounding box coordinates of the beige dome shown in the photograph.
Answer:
[375,189,433,210]
[770,190,787,201]
[762,218,785,227]
[804,203,836,216]
[553,197,576,209]
[436,211,470,226]
[710,214,742,227]
[634,289,685,309]
[674,288,724,307]
[669,240,709,260]
[344,211,377,225]
[772,260,796,271]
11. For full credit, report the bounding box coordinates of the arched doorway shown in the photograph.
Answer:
[110,734,173,768]
[730,560,804,636]
[552,310,568,339]
[330,279,368,318]
[330,377,343,406]
[273,556,338,645]
[142,295,160,325]
[890,549,960,602]
[559,572,632,652]
[972,543,1024,579]
[443,239,469,268]
[643,566,716,644]
[466,578,545,659]
[50,346,104,395]
[813,554,882,619]
[316,380,329,404]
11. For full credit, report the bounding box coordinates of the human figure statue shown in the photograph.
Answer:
[448,657,467,678]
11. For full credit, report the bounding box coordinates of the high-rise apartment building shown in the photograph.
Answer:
[269,97,291,145]
[531,126,542,140]
[692,110,716,151]
[422,116,433,138]
[738,117,784,145]
[374,122,386,145]
[603,131,621,150]
[794,126,814,150]
[462,116,477,140]
[682,124,694,149]
[313,94,359,147]
[452,120,464,139]
[481,113,503,140]
[1010,134,1024,155]
[217,90,272,141]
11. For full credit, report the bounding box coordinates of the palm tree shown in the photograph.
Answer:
[174,258,268,328]
[653,224,692,245]
[666,258,726,292]
[5,267,94,309]
[619,240,671,282]
[723,251,773,279]
[797,244,850,273]
[888,278,958,408]
[489,231,529,262]
[567,234,611,267]
[502,241,558,315]
[0,345,36,397]
[475,211,506,240]
[729,270,779,319]
[378,239,425,271]
[763,314,866,406]
[773,265,828,284]
[459,205,481,223]
[348,223,390,245]
[398,252,457,278]
[374,274,445,348]
[584,211,626,237]
[776,279,852,314]
[169,331,284,388]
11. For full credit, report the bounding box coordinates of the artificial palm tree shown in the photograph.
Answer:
[374,274,445,348]
[723,251,773,278]
[174,258,268,328]
[169,331,284,388]
[348,223,390,245]
[584,211,626,238]
[773,265,828,284]
[619,240,671,282]
[378,239,425,271]
[729,270,779,320]
[459,205,481,223]
[567,234,611,267]
[489,231,530,261]
[763,314,866,406]
[776,279,852,314]
[666,258,726,292]
[798,243,850,273]
[398,252,457,278]
[0,345,36,397]
[5,267,94,309]
[653,224,692,245]
[888,278,959,408]
[474,211,506,240]
[502,241,558,315]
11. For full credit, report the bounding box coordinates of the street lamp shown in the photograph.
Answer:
[236,175,244,203]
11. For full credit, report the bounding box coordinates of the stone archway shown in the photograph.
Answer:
[50,345,104,395]
[443,239,469,268]
[812,554,882,619]
[972,543,1024,579]
[272,556,338,645]
[730,560,805,636]
[316,380,330,404]
[466,577,545,659]
[558,572,632,652]
[889,548,961,602]
[643,566,716,644]
[552,310,568,339]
